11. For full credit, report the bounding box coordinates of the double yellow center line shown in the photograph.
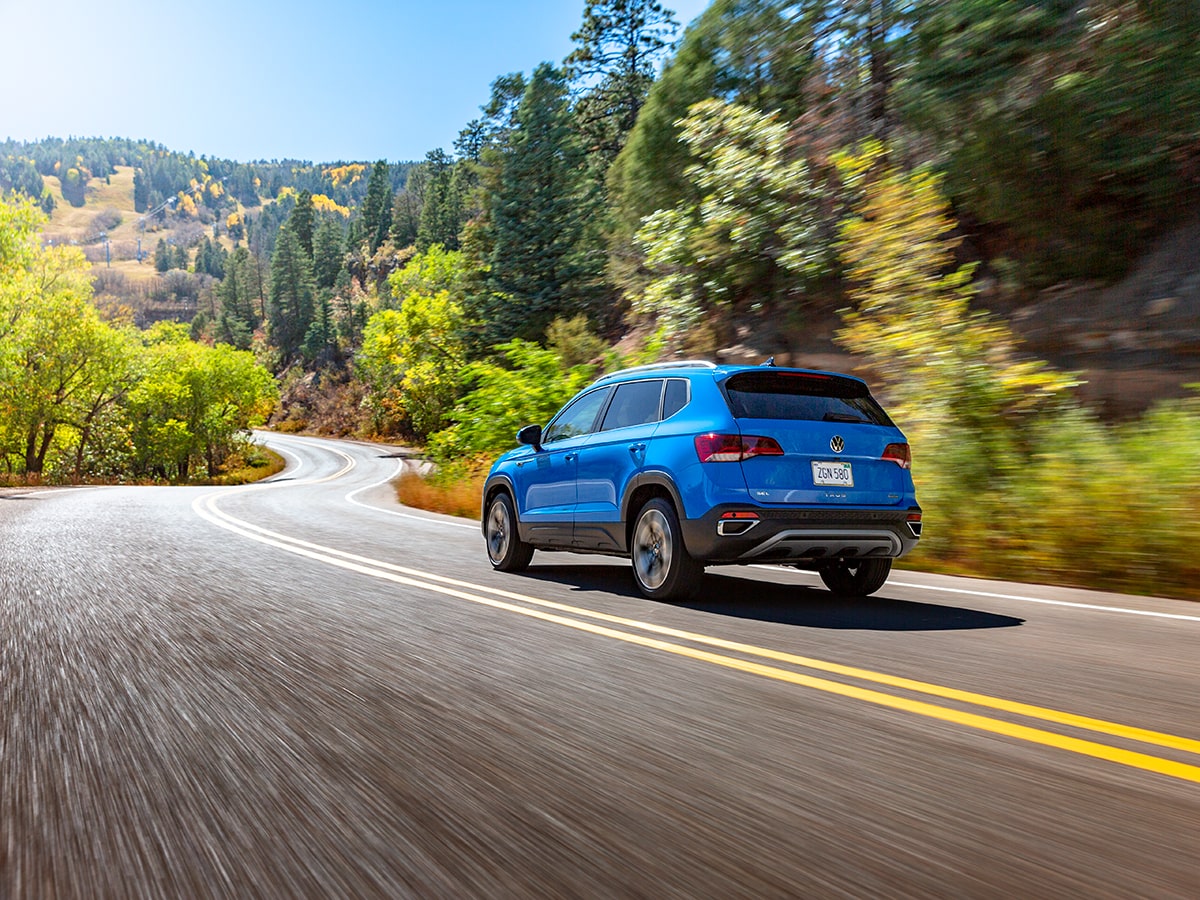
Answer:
[195,487,1200,785]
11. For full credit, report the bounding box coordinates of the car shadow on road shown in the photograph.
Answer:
[519,565,1024,632]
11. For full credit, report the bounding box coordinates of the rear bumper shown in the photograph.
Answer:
[681,504,921,563]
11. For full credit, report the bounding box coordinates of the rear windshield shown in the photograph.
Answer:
[724,372,893,426]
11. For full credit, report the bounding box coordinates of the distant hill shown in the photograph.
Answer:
[40,166,226,284]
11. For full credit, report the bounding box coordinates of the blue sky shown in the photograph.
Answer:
[0,0,711,164]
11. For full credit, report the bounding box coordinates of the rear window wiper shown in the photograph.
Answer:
[823,412,870,423]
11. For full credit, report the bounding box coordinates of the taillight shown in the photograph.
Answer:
[694,433,785,463]
[882,442,911,469]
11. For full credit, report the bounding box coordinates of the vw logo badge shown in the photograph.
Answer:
[830,435,844,453]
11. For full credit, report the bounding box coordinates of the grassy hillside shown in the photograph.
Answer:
[40,166,241,286]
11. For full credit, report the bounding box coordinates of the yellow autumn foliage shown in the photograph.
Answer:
[325,163,366,188]
[835,141,1076,430]
[312,194,350,218]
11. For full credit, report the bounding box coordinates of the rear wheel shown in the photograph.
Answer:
[818,558,892,596]
[485,492,533,572]
[631,498,702,601]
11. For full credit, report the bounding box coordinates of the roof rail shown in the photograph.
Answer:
[593,360,717,384]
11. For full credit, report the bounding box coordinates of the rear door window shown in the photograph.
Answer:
[724,372,893,425]
[599,380,664,431]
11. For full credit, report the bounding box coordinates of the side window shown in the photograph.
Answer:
[662,378,689,419]
[599,380,664,432]
[543,387,612,444]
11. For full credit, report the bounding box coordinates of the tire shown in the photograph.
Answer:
[485,491,533,572]
[630,498,703,601]
[818,558,892,596]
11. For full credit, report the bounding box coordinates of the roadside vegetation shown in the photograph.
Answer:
[832,146,1200,600]
[205,445,287,486]
[0,196,277,485]
[3,1,1199,596]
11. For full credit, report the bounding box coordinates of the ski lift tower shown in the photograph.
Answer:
[137,194,177,263]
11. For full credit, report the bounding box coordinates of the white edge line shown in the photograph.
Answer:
[760,565,1200,623]
[887,580,1200,623]
[344,458,478,530]
[267,442,304,480]
[264,432,475,531]
[3,486,100,497]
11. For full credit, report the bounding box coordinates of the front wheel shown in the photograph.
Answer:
[818,558,892,596]
[485,492,533,572]
[630,498,702,601]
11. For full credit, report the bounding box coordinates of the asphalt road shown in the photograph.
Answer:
[3,432,1199,898]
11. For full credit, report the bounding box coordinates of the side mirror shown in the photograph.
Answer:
[516,424,543,452]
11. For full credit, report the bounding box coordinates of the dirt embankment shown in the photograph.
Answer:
[1002,214,1200,417]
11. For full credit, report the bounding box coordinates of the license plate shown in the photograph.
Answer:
[812,460,853,487]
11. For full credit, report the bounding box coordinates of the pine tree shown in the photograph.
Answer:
[455,73,527,162]
[133,167,150,212]
[565,0,679,167]
[290,189,315,257]
[196,238,211,276]
[415,150,463,252]
[485,63,603,342]
[361,160,393,253]
[267,226,316,362]
[390,171,425,248]
[312,217,345,289]
[218,247,258,336]
[195,237,227,279]
[303,289,337,364]
[154,238,170,273]
[609,0,824,239]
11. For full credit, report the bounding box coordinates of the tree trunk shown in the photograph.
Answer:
[25,422,54,476]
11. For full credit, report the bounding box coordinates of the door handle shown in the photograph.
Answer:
[565,452,577,461]
[628,442,646,454]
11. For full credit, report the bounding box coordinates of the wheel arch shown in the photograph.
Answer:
[482,475,517,534]
[622,473,685,554]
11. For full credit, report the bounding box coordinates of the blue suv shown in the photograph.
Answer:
[482,361,921,600]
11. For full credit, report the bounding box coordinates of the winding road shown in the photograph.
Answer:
[3,432,1199,898]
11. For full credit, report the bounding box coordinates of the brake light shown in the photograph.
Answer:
[694,433,785,463]
[882,442,911,469]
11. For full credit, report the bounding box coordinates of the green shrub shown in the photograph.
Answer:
[427,339,597,463]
